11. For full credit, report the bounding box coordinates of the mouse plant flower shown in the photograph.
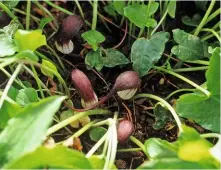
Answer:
[55,15,84,54]
[72,70,141,112]
[117,119,134,144]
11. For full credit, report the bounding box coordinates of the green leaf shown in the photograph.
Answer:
[16,88,38,106]
[81,30,105,51]
[104,2,116,17]
[0,87,20,129]
[1,0,20,9]
[14,29,46,52]
[124,4,148,28]
[176,49,220,132]
[40,59,58,78]
[0,21,19,37]
[15,50,39,62]
[153,103,173,130]
[139,126,219,169]
[113,0,125,15]
[182,14,202,27]
[0,36,17,57]
[195,1,208,11]
[177,93,220,132]
[90,127,107,142]
[206,48,220,95]
[167,0,176,18]
[145,18,157,28]
[148,2,159,16]
[131,32,169,77]
[88,156,117,169]
[0,96,66,167]
[39,17,53,30]
[144,138,178,159]
[138,158,208,169]
[85,48,103,71]
[103,48,130,67]
[6,146,92,169]
[171,29,207,61]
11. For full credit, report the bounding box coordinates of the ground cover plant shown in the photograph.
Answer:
[0,0,220,169]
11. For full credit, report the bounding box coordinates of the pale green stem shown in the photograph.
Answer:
[201,133,220,139]
[165,89,195,100]
[151,7,168,35]
[86,132,108,158]
[92,0,98,30]
[202,31,220,41]
[184,60,209,65]
[133,93,183,133]
[205,8,221,25]
[0,58,18,69]
[130,136,146,154]
[200,28,221,43]
[153,66,210,97]
[117,148,142,152]
[47,109,111,135]
[0,63,22,108]
[194,0,216,36]
[74,0,84,19]
[173,66,208,72]
[26,0,31,30]
[43,0,72,15]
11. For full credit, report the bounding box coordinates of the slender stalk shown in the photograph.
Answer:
[13,8,40,23]
[26,0,31,30]
[173,66,208,72]
[117,148,142,152]
[74,0,84,19]
[165,89,195,100]
[153,66,210,97]
[202,31,220,41]
[0,63,22,108]
[0,57,18,69]
[130,136,146,155]
[0,2,23,28]
[184,60,209,65]
[205,8,221,24]
[194,0,216,36]
[31,65,45,98]
[43,0,72,15]
[47,109,111,135]
[201,133,220,139]
[92,0,98,30]
[133,93,183,133]
[200,28,221,43]
[138,27,145,38]
[0,91,17,105]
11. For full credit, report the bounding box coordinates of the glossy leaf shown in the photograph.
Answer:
[81,30,105,51]
[168,0,176,18]
[131,32,169,77]
[113,0,125,15]
[0,96,66,167]
[40,59,58,78]
[144,138,178,159]
[14,29,46,52]
[148,2,159,16]
[176,49,220,132]
[85,48,103,71]
[15,50,39,62]
[171,29,207,61]
[182,14,202,27]
[6,146,92,169]
[124,4,148,28]
[103,48,130,67]
[90,127,107,142]
[16,88,38,106]
[39,17,53,30]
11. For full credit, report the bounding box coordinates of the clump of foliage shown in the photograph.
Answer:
[0,0,220,169]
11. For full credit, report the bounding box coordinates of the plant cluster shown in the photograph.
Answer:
[0,0,220,169]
